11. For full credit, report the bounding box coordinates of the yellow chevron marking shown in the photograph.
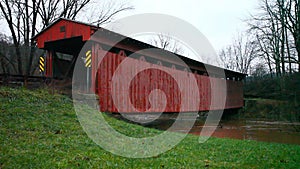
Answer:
[85,50,92,67]
[39,60,44,67]
[85,59,91,67]
[39,56,45,72]
[86,50,91,57]
[39,65,44,72]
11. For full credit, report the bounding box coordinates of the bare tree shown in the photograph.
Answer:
[248,0,299,75]
[0,0,134,76]
[249,0,282,75]
[38,0,92,27]
[88,1,134,26]
[285,0,300,70]
[0,33,16,74]
[219,32,258,74]
[150,33,184,55]
[252,62,268,77]
[219,46,236,71]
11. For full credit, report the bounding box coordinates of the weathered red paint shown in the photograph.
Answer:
[34,19,95,49]
[34,18,246,113]
[45,50,53,77]
[95,49,244,113]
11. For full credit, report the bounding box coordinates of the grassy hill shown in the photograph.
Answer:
[0,87,300,168]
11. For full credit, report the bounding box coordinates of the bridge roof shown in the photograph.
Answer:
[33,18,247,79]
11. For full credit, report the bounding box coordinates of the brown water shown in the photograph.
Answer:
[146,117,300,145]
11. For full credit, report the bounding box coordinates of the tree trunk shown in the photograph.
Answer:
[15,46,23,75]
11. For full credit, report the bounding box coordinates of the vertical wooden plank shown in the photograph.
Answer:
[90,42,96,93]
[46,50,53,78]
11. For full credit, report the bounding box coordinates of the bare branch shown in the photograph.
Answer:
[89,1,134,26]
[149,33,184,55]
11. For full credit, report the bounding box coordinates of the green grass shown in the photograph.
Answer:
[1,87,300,168]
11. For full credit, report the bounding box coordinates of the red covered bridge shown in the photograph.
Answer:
[33,18,246,113]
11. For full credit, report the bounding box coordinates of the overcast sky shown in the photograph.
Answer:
[0,0,259,54]
[117,0,259,52]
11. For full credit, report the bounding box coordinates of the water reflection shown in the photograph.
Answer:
[145,115,300,145]
[111,113,300,145]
